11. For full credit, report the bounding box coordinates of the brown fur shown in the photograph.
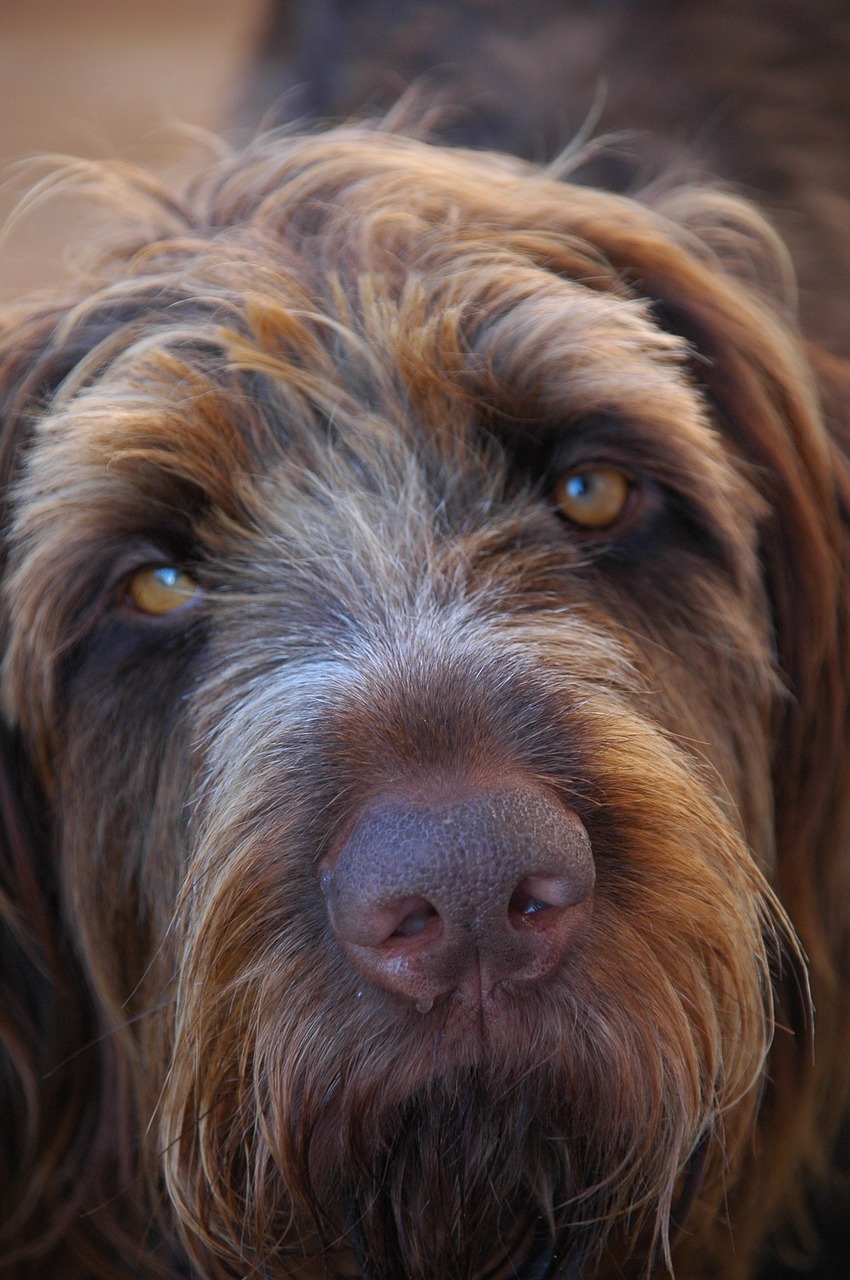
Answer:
[1,123,850,1279]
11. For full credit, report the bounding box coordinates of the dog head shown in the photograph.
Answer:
[1,126,849,1279]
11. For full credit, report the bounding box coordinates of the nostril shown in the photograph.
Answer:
[322,870,441,948]
[391,898,439,939]
[509,876,579,920]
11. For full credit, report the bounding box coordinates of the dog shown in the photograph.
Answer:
[1,121,849,1280]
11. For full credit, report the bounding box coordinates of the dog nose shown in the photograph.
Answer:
[321,786,595,1004]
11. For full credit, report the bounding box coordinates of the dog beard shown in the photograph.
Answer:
[294,1064,603,1280]
[214,1003,703,1280]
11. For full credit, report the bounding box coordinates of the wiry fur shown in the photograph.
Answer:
[1,123,850,1279]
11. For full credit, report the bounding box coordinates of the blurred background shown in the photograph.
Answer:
[0,0,266,297]
[1,0,849,349]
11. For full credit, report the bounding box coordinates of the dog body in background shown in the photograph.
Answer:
[245,0,850,361]
[1,124,849,1279]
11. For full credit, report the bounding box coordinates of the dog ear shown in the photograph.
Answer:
[0,304,157,1277]
[589,190,850,1227]
[627,204,850,917]
[582,191,850,855]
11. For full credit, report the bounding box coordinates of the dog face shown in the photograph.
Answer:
[1,128,849,1280]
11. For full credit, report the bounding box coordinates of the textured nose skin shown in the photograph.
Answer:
[321,786,595,1004]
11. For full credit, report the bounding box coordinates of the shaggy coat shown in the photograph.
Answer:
[1,124,849,1279]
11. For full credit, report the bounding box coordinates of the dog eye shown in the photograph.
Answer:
[124,566,200,615]
[554,465,633,529]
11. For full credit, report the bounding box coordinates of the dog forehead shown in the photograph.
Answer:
[22,284,726,558]
[51,209,701,437]
[6,125,745,493]
[3,246,751,621]
[5,129,766,586]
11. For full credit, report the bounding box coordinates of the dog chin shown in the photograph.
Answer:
[301,1065,585,1280]
[248,1003,695,1280]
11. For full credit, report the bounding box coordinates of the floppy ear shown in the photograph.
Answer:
[621,201,850,940]
[579,188,850,1235]
[0,304,161,1278]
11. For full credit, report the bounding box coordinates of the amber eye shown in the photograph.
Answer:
[125,566,199,615]
[554,465,633,529]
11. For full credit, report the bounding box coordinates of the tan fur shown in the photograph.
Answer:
[1,123,849,1279]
